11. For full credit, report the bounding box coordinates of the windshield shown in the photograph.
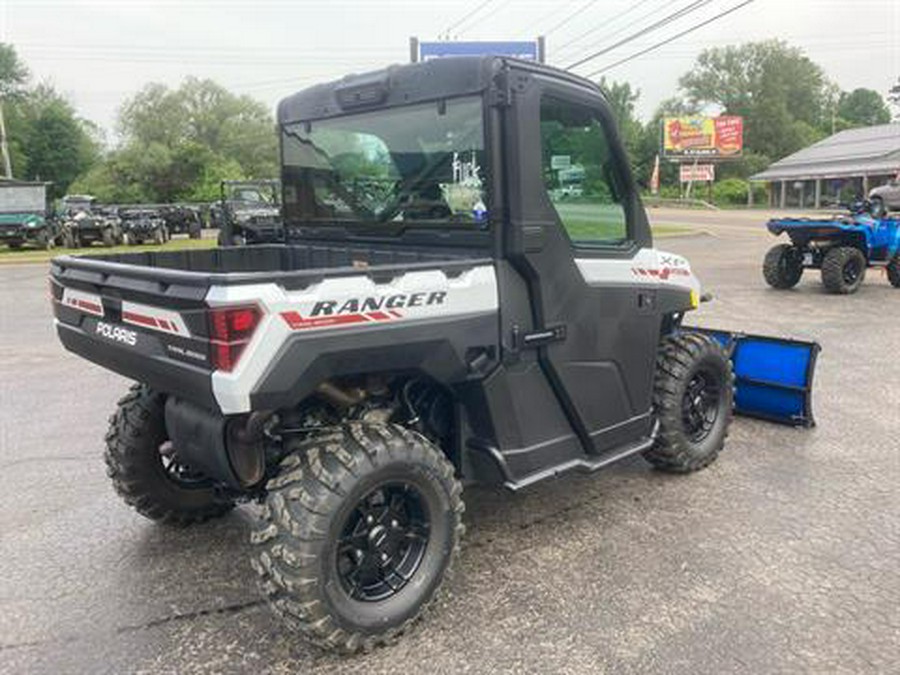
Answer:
[281,96,486,230]
[227,185,277,208]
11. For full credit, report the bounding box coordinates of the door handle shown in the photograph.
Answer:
[511,323,567,351]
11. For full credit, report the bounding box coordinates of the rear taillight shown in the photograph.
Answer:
[207,305,262,372]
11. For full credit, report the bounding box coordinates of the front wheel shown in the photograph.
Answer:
[104,384,235,525]
[250,423,464,653]
[821,246,866,294]
[763,243,803,289]
[644,332,734,473]
[887,256,900,288]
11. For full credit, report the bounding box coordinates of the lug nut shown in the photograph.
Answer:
[391,519,399,528]
[366,515,374,525]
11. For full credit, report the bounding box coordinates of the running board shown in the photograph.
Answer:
[468,433,657,493]
[685,327,821,428]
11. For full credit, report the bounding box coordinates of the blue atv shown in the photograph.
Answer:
[763,200,900,294]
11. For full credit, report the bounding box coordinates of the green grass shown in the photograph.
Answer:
[554,202,696,241]
[0,236,218,265]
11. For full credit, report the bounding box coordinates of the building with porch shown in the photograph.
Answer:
[750,123,900,208]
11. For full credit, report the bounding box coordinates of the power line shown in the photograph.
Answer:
[442,0,496,39]
[543,0,599,37]
[516,0,580,39]
[552,0,660,60]
[565,0,713,70]
[584,0,757,78]
[453,0,513,38]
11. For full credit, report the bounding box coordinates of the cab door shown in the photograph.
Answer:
[503,67,660,455]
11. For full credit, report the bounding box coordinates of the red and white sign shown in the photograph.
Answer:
[679,164,716,183]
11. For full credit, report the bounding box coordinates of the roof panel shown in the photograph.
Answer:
[751,124,900,181]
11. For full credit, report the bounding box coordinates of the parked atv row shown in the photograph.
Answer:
[763,199,900,294]
[57,197,204,249]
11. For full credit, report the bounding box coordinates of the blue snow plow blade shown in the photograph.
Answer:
[685,327,821,427]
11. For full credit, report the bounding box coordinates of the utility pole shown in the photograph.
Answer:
[0,99,11,178]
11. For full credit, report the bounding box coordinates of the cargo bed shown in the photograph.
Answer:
[50,241,497,414]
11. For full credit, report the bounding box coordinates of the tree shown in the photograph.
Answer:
[85,77,279,202]
[679,40,830,160]
[0,43,30,178]
[20,86,99,195]
[836,88,891,128]
[888,78,900,120]
[0,45,99,188]
[0,43,28,97]
[118,78,277,180]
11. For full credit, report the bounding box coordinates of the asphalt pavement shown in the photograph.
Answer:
[1,210,897,674]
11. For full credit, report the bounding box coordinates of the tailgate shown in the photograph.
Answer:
[50,259,217,409]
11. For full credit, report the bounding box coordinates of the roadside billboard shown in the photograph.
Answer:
[415,40,542,62]
[663,116,743,158]
[679,164,716,183]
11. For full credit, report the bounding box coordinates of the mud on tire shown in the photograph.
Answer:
[250,422,464,654]
[643,332,734,473]
[104,383,234,525]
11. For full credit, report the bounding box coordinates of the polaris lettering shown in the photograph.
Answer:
[310,291,447,317]
[96,321,138,346]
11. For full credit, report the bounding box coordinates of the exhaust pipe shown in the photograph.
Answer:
[165,398,269,489]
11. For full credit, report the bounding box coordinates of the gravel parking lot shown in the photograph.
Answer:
[1,209,897,674]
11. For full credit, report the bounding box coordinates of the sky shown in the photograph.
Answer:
[1,0,898,142]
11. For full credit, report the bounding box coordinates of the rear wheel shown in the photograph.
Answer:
[102,228,115,247]
[251,423,464,653]
[104,383,235,525]
[822,246,866,294]
[887,256,900,288]
[8,241,21,250]
[644,332,734,473]
[763,243,804,289]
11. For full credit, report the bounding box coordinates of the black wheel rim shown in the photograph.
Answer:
[159,440,211,488]
[681,369,722,443]
[843,258,861,284]
[336,482,430,603]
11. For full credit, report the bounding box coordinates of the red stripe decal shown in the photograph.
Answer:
[388,310,403,318]
[281,311,372,331]
[158,319,171,331]
[74,299,103,315]
[367,311,390,321]
[122,311,158,328]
